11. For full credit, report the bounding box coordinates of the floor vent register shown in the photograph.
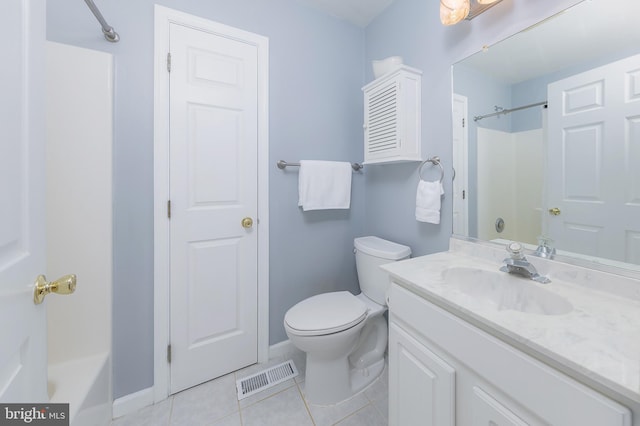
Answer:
[236,359,299,400]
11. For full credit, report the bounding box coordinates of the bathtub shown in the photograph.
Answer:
[48,353,111,425]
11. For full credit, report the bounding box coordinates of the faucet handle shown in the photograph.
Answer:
[506,242,525,259]
[535,235,557,259]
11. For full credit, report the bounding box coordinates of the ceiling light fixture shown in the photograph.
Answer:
[441,0,504,25]
[467,0,504,20]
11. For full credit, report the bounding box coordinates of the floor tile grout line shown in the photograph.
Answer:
[296,381,317,426]
[167,396,175,426]
[234,369,243,421]
[332,402,373,426]
[371,399,387,423]
[238,402,245,426]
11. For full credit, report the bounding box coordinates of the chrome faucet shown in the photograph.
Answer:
[500,242,551,284]
[534,235,556,259]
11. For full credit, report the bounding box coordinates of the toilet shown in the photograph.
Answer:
[284,236,411,405]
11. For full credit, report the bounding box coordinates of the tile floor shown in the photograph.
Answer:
[111,348,388,426]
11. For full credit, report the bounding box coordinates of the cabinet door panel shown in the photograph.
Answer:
[472,386,530,426]
[389,322,455,426]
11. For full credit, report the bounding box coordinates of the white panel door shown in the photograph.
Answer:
[0,0,48,402]
[547,54,640,263]
[452,94,469,236]
[388,322,455,426]
[169,23,259,393]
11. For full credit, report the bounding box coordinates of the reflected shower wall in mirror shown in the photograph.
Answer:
[452,0,640,269]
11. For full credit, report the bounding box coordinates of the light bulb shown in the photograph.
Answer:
[440,0,470,25]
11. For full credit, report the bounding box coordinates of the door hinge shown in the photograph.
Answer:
[462,190,466,200]
[167,52,171,72]
[167,344,172,363]
[462,118,466,127]
[167,200,171,219]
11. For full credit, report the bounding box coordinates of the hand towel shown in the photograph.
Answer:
[415,180,444,224]
[298,160,352,211]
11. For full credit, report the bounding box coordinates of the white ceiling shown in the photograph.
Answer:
[295,0,394,27]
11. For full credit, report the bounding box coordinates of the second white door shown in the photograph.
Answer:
[169,22,259,393]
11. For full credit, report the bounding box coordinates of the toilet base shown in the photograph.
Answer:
[350,357,385,397]
[305,355,385,406]
[301,314,388,406]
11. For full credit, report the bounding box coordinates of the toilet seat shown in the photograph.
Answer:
[285,291,368,336]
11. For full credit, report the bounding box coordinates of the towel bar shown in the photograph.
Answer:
[277,160,363,171]
[418,157,444,183]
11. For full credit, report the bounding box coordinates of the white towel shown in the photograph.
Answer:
[415,180,444,224]
[298,160,352,211]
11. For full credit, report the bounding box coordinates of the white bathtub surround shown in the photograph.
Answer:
[381,236,640,404]
[46,41,113,424]
[48,354,111,423]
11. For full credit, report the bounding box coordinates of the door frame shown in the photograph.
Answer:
[153,5,269,402]
[452,93,469,236]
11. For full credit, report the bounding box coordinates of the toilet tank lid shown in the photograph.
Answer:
[354,236,411,260]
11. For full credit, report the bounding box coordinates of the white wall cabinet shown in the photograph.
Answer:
[388,282,632,426]
[362,66,422,164]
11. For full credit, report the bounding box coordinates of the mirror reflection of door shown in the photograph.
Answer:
[546,54,640,264]
[452,94,469,236]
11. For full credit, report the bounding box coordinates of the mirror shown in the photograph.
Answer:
[452,0,640,270]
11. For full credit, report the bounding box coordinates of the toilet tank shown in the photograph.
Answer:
[354,236,411,305]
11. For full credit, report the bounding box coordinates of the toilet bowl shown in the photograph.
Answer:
[284,236,411,405]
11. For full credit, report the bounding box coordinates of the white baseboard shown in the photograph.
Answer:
[269,339,293,359]
[112,386,154,419]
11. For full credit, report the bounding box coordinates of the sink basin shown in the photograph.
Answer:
[441,267,573,315]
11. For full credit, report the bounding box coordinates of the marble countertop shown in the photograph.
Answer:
[381,238,640,403]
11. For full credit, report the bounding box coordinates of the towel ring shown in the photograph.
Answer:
[419,156,444,183]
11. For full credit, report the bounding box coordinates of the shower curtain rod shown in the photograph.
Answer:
[473,100,547,122]
[84,0,119,42]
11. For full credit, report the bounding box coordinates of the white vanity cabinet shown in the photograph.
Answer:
[388,282,632,426]
[362,66,421,164]
[388,322,455,425]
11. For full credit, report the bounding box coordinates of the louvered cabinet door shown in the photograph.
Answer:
[363,66,422,164]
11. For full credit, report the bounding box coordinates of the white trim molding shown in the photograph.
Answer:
[269,340,294,360]
[153,5,270,403]
[112,387,154,419]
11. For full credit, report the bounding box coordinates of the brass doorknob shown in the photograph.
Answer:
[33,274,77,305]
[241,217,254,229]
[548,207,561,216]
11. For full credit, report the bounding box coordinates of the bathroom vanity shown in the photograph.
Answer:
[382,237,640,426]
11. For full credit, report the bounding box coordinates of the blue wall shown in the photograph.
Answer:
[362,0,580,254]
[47,0,584,400]
[47,0,365,399]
